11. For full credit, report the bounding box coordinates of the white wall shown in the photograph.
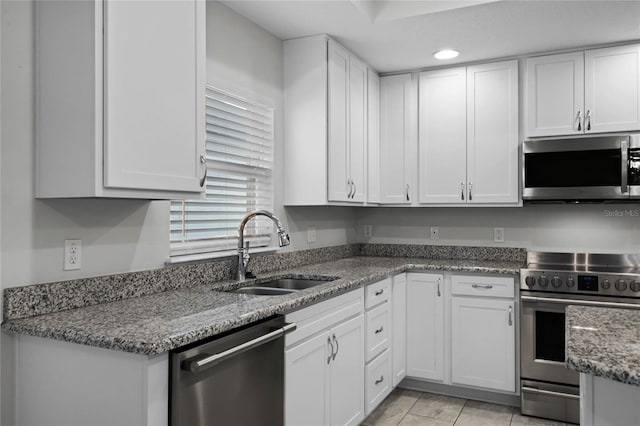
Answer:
[357,204,640,253]
[205,1,358,251]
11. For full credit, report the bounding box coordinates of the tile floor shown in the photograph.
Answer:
[362,388,569,426]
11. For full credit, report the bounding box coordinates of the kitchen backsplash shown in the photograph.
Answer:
[3,243,524,321]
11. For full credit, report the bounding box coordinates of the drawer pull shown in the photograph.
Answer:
[375,376,384,385]
[375,289,384,296]
[471,284,493,290]
[374,326,384,334]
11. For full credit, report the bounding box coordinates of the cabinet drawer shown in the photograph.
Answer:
[365,278,391,310]
[365,302,391,362]
[365,348,392,415]
[285,288,364,348]
[451,275,515,298]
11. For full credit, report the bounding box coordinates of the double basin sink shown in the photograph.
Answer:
[231,276,337,296]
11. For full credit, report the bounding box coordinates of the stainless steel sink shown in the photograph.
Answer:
[256,278,336,290]
[231,276,337,296]
[234,287,297,296]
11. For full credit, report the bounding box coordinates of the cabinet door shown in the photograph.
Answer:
[585,44,640,133]
[328,40,351,202]
[406,273,445,381]
[392,273,407,387]
[418,68,467,204]
[526,52,584,137]
[285,331,331,426]
[349,56,367,203]
[451,297,516,392]
[103,0,205,193]
[329,315,365,426]
[467,60,519,204]
[367,69,381,203]
[380,74,413,204]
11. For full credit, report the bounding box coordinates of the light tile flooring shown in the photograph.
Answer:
[362,388,568,426]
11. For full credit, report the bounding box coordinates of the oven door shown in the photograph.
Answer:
[520,293,579,386]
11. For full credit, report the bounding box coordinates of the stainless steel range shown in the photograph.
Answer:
[520,252,640,424]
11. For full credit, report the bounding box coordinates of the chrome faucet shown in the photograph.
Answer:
[237,210,290,280]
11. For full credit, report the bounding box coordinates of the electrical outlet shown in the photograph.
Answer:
[494,227,505,243]
[363,224,373,238]
[307,227,317,243]
[64,239,81,271]
[430,226,439,240]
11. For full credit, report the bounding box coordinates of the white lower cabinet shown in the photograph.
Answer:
[406,273,445,381]
[285,288,365,426]
[405,272,518,395]
[363,278,393,416]
[451,297,516,391]
[391,273,407,387]
[365,348,392,414]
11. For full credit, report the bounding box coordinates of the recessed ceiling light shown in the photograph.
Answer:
[434,49,460,60]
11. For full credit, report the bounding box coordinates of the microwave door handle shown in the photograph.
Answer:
[622,139,629,193]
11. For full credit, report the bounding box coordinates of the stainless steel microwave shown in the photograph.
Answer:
[522,134,640,201]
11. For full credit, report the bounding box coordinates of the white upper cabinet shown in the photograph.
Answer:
[466,61,519,204]
[419,60,519,205]
[36,0,206,199]
[379,74,415,204]
[585,44,640,133]
[526,44,640,137]
[284,35,371,205]
[419,67,467,204]
[367,69,381,204]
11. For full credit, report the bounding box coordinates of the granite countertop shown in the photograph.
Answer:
[566,305,640,386]
[2,256,521,356]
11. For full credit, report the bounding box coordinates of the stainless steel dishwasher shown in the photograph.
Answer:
[170,316,295,426]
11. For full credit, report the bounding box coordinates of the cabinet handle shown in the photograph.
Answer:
[471,284,493,290]
[347,180,353,199]
[374,326,384,334]
[468,182,473,201]
[576,110,582,131]
[460,182,465,201]
[405,184,410,202]
[199,155,207,187]
[327,336,334,364]
[375,289,384,296]
[437,278,441,297]
[375,376,384,385]
[352,181,357,199]
[586,110,591,131]
[508,305,513,326]
[332,334,339,361]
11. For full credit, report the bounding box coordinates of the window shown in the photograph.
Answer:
[170,87,274,262]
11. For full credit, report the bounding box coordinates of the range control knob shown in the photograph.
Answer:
[601,279,611,290]
[631,281,640,292]
[538,276,549,287]
[524,276,536,287]
[566,277,575,287]
[615,279,628,292]
[551,276,563,288]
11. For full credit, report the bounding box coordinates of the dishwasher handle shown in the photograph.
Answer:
[181,322,296,373]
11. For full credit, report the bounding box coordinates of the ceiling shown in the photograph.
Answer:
[220,0,640,73]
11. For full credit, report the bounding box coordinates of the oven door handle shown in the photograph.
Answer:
[182,323,297,373]
[521,386,580,400]
[521,295,640,309]
[622,139,629,193]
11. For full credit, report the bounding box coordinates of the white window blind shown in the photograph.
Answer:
[170,87,274,261]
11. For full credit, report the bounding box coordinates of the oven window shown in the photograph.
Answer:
[535,311,565,362]
[525,149,621,187]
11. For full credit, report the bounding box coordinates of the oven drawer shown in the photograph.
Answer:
[451,275,515,298]
[521,380,580,424]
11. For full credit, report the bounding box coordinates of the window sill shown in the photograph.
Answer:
[165,246,278,266]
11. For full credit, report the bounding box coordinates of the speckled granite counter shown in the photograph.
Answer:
[566,305,640,386]
[2,256,521,356]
